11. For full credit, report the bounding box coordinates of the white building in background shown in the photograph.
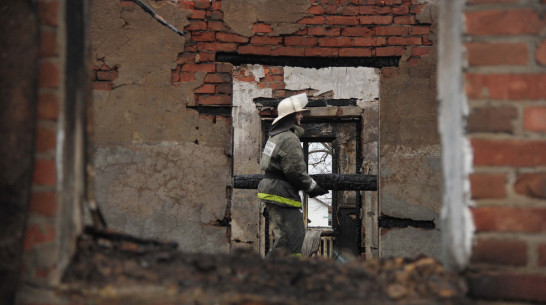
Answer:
[308,197,331,228]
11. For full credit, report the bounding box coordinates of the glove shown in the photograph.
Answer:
[307,183,328,198]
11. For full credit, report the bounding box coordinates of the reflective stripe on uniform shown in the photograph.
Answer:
[258,193,302,208]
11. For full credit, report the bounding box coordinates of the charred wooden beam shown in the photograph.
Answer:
[254,98,358,108]
[216,52,401,68]
[234,174,377,191]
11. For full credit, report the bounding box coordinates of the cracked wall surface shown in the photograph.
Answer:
[91,0,231,253]
[379,30,441,258]
[222,0,310,37]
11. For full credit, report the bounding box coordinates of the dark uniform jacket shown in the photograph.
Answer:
[257,123,316,208]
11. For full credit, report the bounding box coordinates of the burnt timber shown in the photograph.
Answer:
[233,174,377,191]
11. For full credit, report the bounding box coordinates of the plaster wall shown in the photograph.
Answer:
[379,35,442,258]
[91,0,232,253]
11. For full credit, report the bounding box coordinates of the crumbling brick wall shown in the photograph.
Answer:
[90,0,439,258]
[464,1,546,303]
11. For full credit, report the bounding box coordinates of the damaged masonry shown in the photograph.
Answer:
[5,0,546,304]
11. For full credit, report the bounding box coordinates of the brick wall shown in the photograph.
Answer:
[22,0,62,286]
[465,1,546,303]
[164,0,434,107]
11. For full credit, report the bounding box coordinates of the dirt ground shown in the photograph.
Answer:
[62,230,472,305]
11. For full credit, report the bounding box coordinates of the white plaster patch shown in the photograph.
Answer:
[249,64,265,81]
[284,67,380,100]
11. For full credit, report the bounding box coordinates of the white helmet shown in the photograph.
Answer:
[272,93,309,125]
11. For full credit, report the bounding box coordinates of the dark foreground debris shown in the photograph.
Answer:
[63,231,472,305]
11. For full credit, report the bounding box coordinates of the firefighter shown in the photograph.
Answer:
[258,93,328,257]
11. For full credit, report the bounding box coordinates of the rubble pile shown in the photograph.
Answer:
[63,232,471,305]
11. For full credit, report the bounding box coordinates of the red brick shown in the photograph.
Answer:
[39,62,60,89]
[216,84,232,95]
[341,27,374,37]
[359,6,391,15]
[308,5,326,15]
[466,42,529,66]
[465,9,543,36]
[209,10,223,20]
[466,73,546,100]
[285,36,318,47]
[318,37,352,47]
[467,273,546,303]
[268,67,283,75]
[38,1,58,26]
[353,37,386,47]
[298,16,325,25]
[270,47,305,56]
[524,106,546,132]
[184,21,207,31]
[472,139,546,167]
[192,31,215,42]
[38,93,59,120]
[35,125,56,152]
[410,4,426,14]
[394,15,415,25]
[177,53,196,65]
[267,82,285,90]
[204,73,231,83]
[252,23,273,33]
[539,244,546,266]
[375,46,405,56]
[93,82,112,91]
[24,224,55,251]
[326,16,359,25]
[208,21,229,31]
[194,0,210,9]
[238,45,272,55]
[197,95,232,105]
[411,46,431,57]
[181,63,216,73]
[179,72,196,82]
[199,42,237,53]
[188,9,206,19]
[194,84,216,94]
[515,173,546,199]
[469,173,507,199]
[339,48,372,57]
[250,36,282,45]
[216,32,248,43]
[375,26,409,36]
[387,36,421,46]
[39,30,57,58]
[33,159,56,185]
[467,106,517,133]
[392,5,409,15]
[471,238,527,266]
[196,52,215,62]
[409,26,430,35]
[216,63,233,73]
[342,6,359,16]
[325,5,341,14]
[30,191,57,217]
[537,40,546,65]
[304,48,339,57]
[472,206,546,233]
[360,15,393,25]
[179,1,194,9]
[308,27,341,36]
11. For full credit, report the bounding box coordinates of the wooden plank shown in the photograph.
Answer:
[233,174,377,191]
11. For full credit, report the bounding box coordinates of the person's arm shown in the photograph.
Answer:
[279,136,327,197]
